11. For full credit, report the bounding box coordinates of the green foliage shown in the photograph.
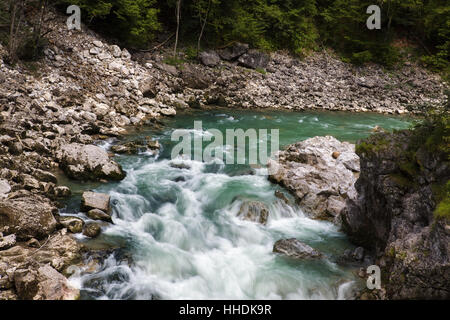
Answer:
[57,0,160,48]
[434,181,450,219]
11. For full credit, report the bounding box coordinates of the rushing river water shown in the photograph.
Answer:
[61,109,412,300]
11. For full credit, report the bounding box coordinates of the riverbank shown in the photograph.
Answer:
[0,11,447,300]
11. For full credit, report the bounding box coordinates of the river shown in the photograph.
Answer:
[59,109,412,300]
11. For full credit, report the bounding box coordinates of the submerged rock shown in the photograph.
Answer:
[56,143,126,181]
[237,201,269,225]
[268,136,359,223]
[273,238,322,259]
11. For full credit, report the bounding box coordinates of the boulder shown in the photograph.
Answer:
[218,42,249,61]
[0,233,16,250]
[199,50,220,67]
[54,186,71,198]
[268,136,359,222]
[58,216,84,233]
[0,194,57,240]
[87,209,112,223]
[238,49,270,70]
[237,201,269,225]
[0,179,11,198]
[14,264,79,300]
[180,64,212,89]
[81,191,110,213]
[56,143,126,181]
[273,238,322,259]
[83,223,101,238]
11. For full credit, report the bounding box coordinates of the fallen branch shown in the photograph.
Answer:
[140,33,175,52]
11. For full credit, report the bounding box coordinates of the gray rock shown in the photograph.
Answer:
[238,49,270,70]
[218,42,249,61]
[269,136,359,222]
[273,238,322,259]
[199,50,220,67]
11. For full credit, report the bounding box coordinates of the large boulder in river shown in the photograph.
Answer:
[238,49,270,70]
[237,201,269,225]
[56,143,126,181]
[0,194,57,240]
[273,238,322,259]
[268,136,359,223]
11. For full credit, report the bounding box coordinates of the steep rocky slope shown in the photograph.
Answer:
[342,130,450,299]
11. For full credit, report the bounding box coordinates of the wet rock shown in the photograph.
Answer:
[56,143,126,181]
[32,169,57,184]
[274,190,290,205]
[146,139,160,150]
[0,233,16,250]
[54,186,71,198]
[199,50,220,67]
[14,264,79,300]
[238,49,270,70]
[58,216,84,233]
[268,136,359,222]
[237,201,269,225]
[83,223,101,238]
[273,238,322,259]
[87,209,112,223]
[0,194,57,240]
[81,191,110,213]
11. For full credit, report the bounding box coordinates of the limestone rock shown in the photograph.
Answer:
[0,194,57,240]
[269,136,359,222]
[273,238,322,259]
[81,191,110,213]
[56,143,126,181]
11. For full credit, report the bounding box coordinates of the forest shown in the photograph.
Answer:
[0,0,448,77]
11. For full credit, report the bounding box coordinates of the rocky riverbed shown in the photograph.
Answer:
[0,11,448,300]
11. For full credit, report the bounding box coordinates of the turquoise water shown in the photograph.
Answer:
[64,109,412,300]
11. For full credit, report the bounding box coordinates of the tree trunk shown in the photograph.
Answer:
[173,0,181,57]
[197,0,211,57]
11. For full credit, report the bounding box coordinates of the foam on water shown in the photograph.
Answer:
[64,109,412,300]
